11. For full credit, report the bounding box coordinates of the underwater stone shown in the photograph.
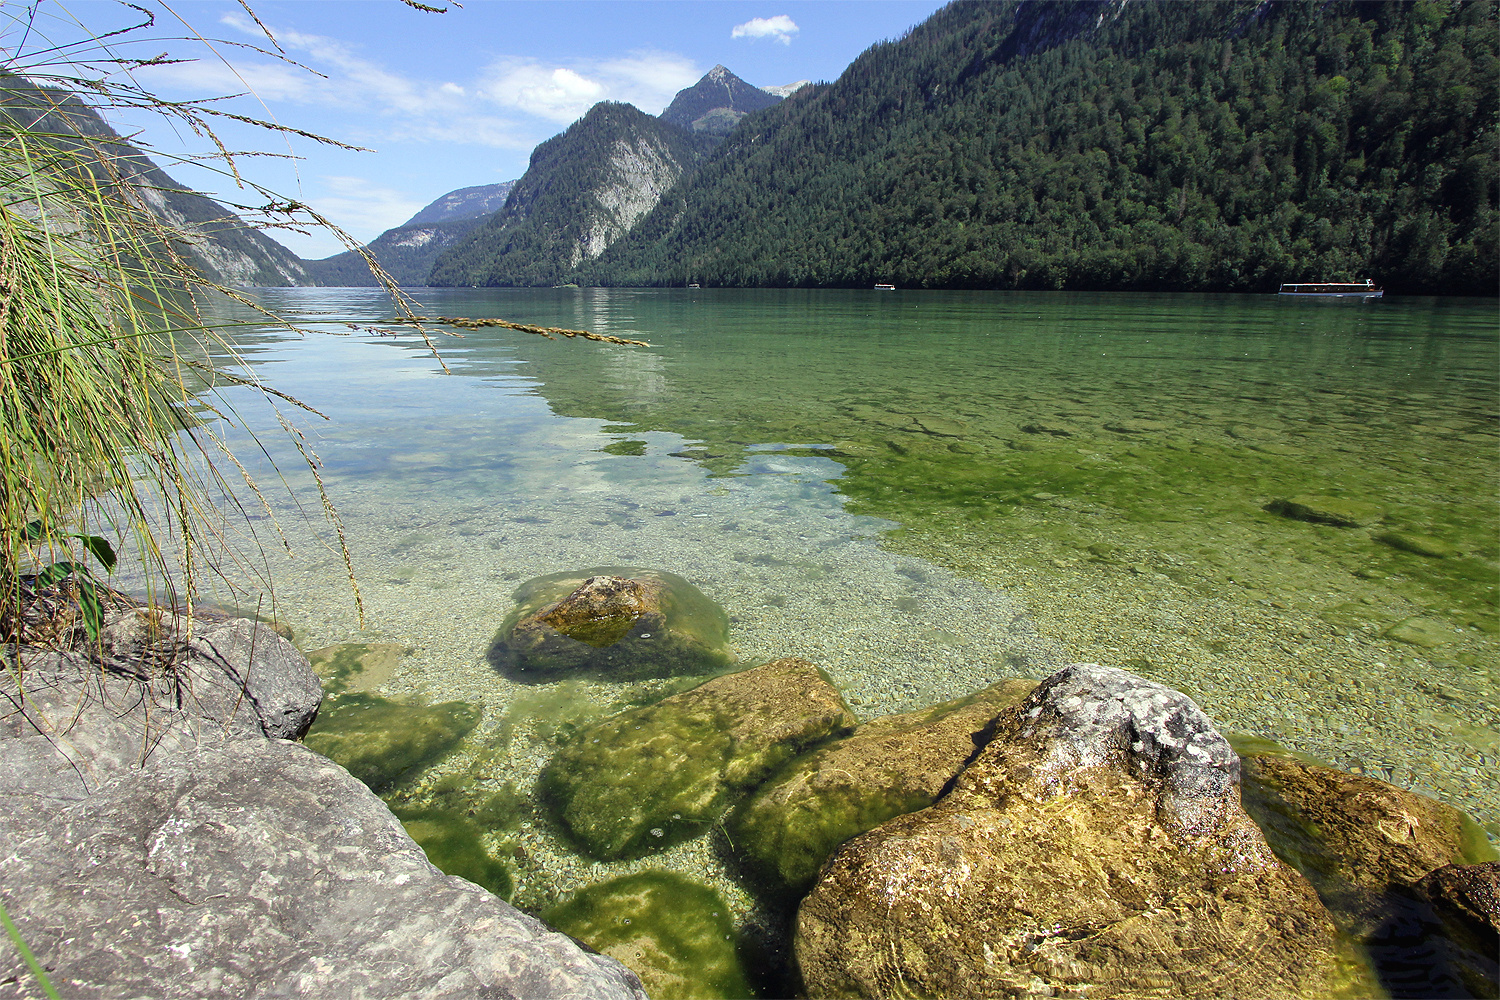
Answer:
[1102,418,1172,433]
[1416,863,1500,998]
[306,642,408,696]
[730,678,1036,900]
[1240,752,1498,996]
[1265,495,1382,528]
[397,808,514,900]
[493,568,733,681]
[540,657,854,861]
[795,663,1348,1000]
[1383,616,1455,648]
[542,872,752,1000]
[1376,530,1460,558]
[303,693,480,793]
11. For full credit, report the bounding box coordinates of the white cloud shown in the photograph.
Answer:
[479,51,699,122]
[732,15,800,45]
[309,176,427,239]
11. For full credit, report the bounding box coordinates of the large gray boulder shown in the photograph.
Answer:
[0,617,646,1000]
[795,663,1348,999]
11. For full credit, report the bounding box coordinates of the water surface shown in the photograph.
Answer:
[183,288,1498,877]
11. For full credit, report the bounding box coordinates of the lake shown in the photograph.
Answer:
[180,286,1497,918]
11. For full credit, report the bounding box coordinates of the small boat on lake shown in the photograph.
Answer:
[873,283,896,291]
[1277,279,1383,298]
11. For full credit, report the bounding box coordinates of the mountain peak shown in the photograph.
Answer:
[660,65,782,137]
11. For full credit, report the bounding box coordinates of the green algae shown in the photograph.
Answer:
[302,692,481,793]
[600,439,649,456]
[541,872,752,1000]
[397,808,514,900]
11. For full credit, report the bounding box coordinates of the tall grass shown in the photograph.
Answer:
[0,3,406,649]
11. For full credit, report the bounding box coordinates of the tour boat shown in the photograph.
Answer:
[873,283,896,290]
[1277,279,1383,298]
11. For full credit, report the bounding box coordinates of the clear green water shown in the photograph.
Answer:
[177,288,1496,897]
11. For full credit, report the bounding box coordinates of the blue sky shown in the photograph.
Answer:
[16,1,945,258]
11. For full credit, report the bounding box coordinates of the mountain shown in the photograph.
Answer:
[304,181,517,286]
[402,182,516,226]
[0,75,309,287]
[579,0,1496,295]
[763,80,812,99]
[429,103,713,287]
[659,64,785,138]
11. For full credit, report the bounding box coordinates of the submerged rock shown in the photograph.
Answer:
[1383,615,1456,648]
[1265,495,1382,528]
[397,808,514,900]
[730,678,1035,899]
[540,657,854,860]
[1377,530,1460,558]
[795,663,1348,999]
[306,641,409,695]
[493,567,734,681]
[302,692,481,793]
[543,872,752,1000]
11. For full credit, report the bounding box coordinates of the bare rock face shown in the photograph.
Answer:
[496,568,734,681]
[0,622,646,1000]
[794,663,1347,1000]
[540,657,855,860]
[730,678,1036,899]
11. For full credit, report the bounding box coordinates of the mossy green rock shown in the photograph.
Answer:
[540,657,854,860]
[303,693,480,793]
[543,872,750,1000]
[1383,615,1456,647]
[1376,530,1460,558]
[493,567,733,681]
[730,678,1036,899]
[397,809,513,900]
[306,642,409,695]
[1265,495,1382,528]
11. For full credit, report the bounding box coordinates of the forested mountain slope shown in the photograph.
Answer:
[582,0,1496,294]
[0,75,310,287]
[430,102,714,287]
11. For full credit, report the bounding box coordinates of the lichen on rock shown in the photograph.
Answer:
[794,662,1357,999]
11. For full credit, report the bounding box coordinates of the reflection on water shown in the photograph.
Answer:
[175,288,1495,859]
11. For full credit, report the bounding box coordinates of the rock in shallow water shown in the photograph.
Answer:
[540,657,854,860]
[1265,495,1382,528]
[794,663,1348,999]
[493,568,734,681]
[543,872,752,1000]
[730,679,1036,899]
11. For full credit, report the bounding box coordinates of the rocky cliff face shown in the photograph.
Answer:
[0,75,310,287]
[429,102,712,287]
[403,181,517,227]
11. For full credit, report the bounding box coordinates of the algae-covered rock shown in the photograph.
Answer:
[730,678,1035,899]
[795,664,1351,1000]
[541,657,854,860]
[492,567,733,681]
[1377,530,1460,558]
[1383,615,1457,648]
[1265,495,1382,528]
[306,642,409,695]
[303,693,480,793]
[1239,752,1496,903]
[396,809,514,900]
[542,872,751,1000]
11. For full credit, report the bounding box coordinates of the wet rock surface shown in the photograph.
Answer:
[493,567,734,681]
[302,692,481,794]
[795,663,1349,999]
[0,620,646,1000]
[540,657,854,860]
[729,678,1036,899]
[543,871,752,1000]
